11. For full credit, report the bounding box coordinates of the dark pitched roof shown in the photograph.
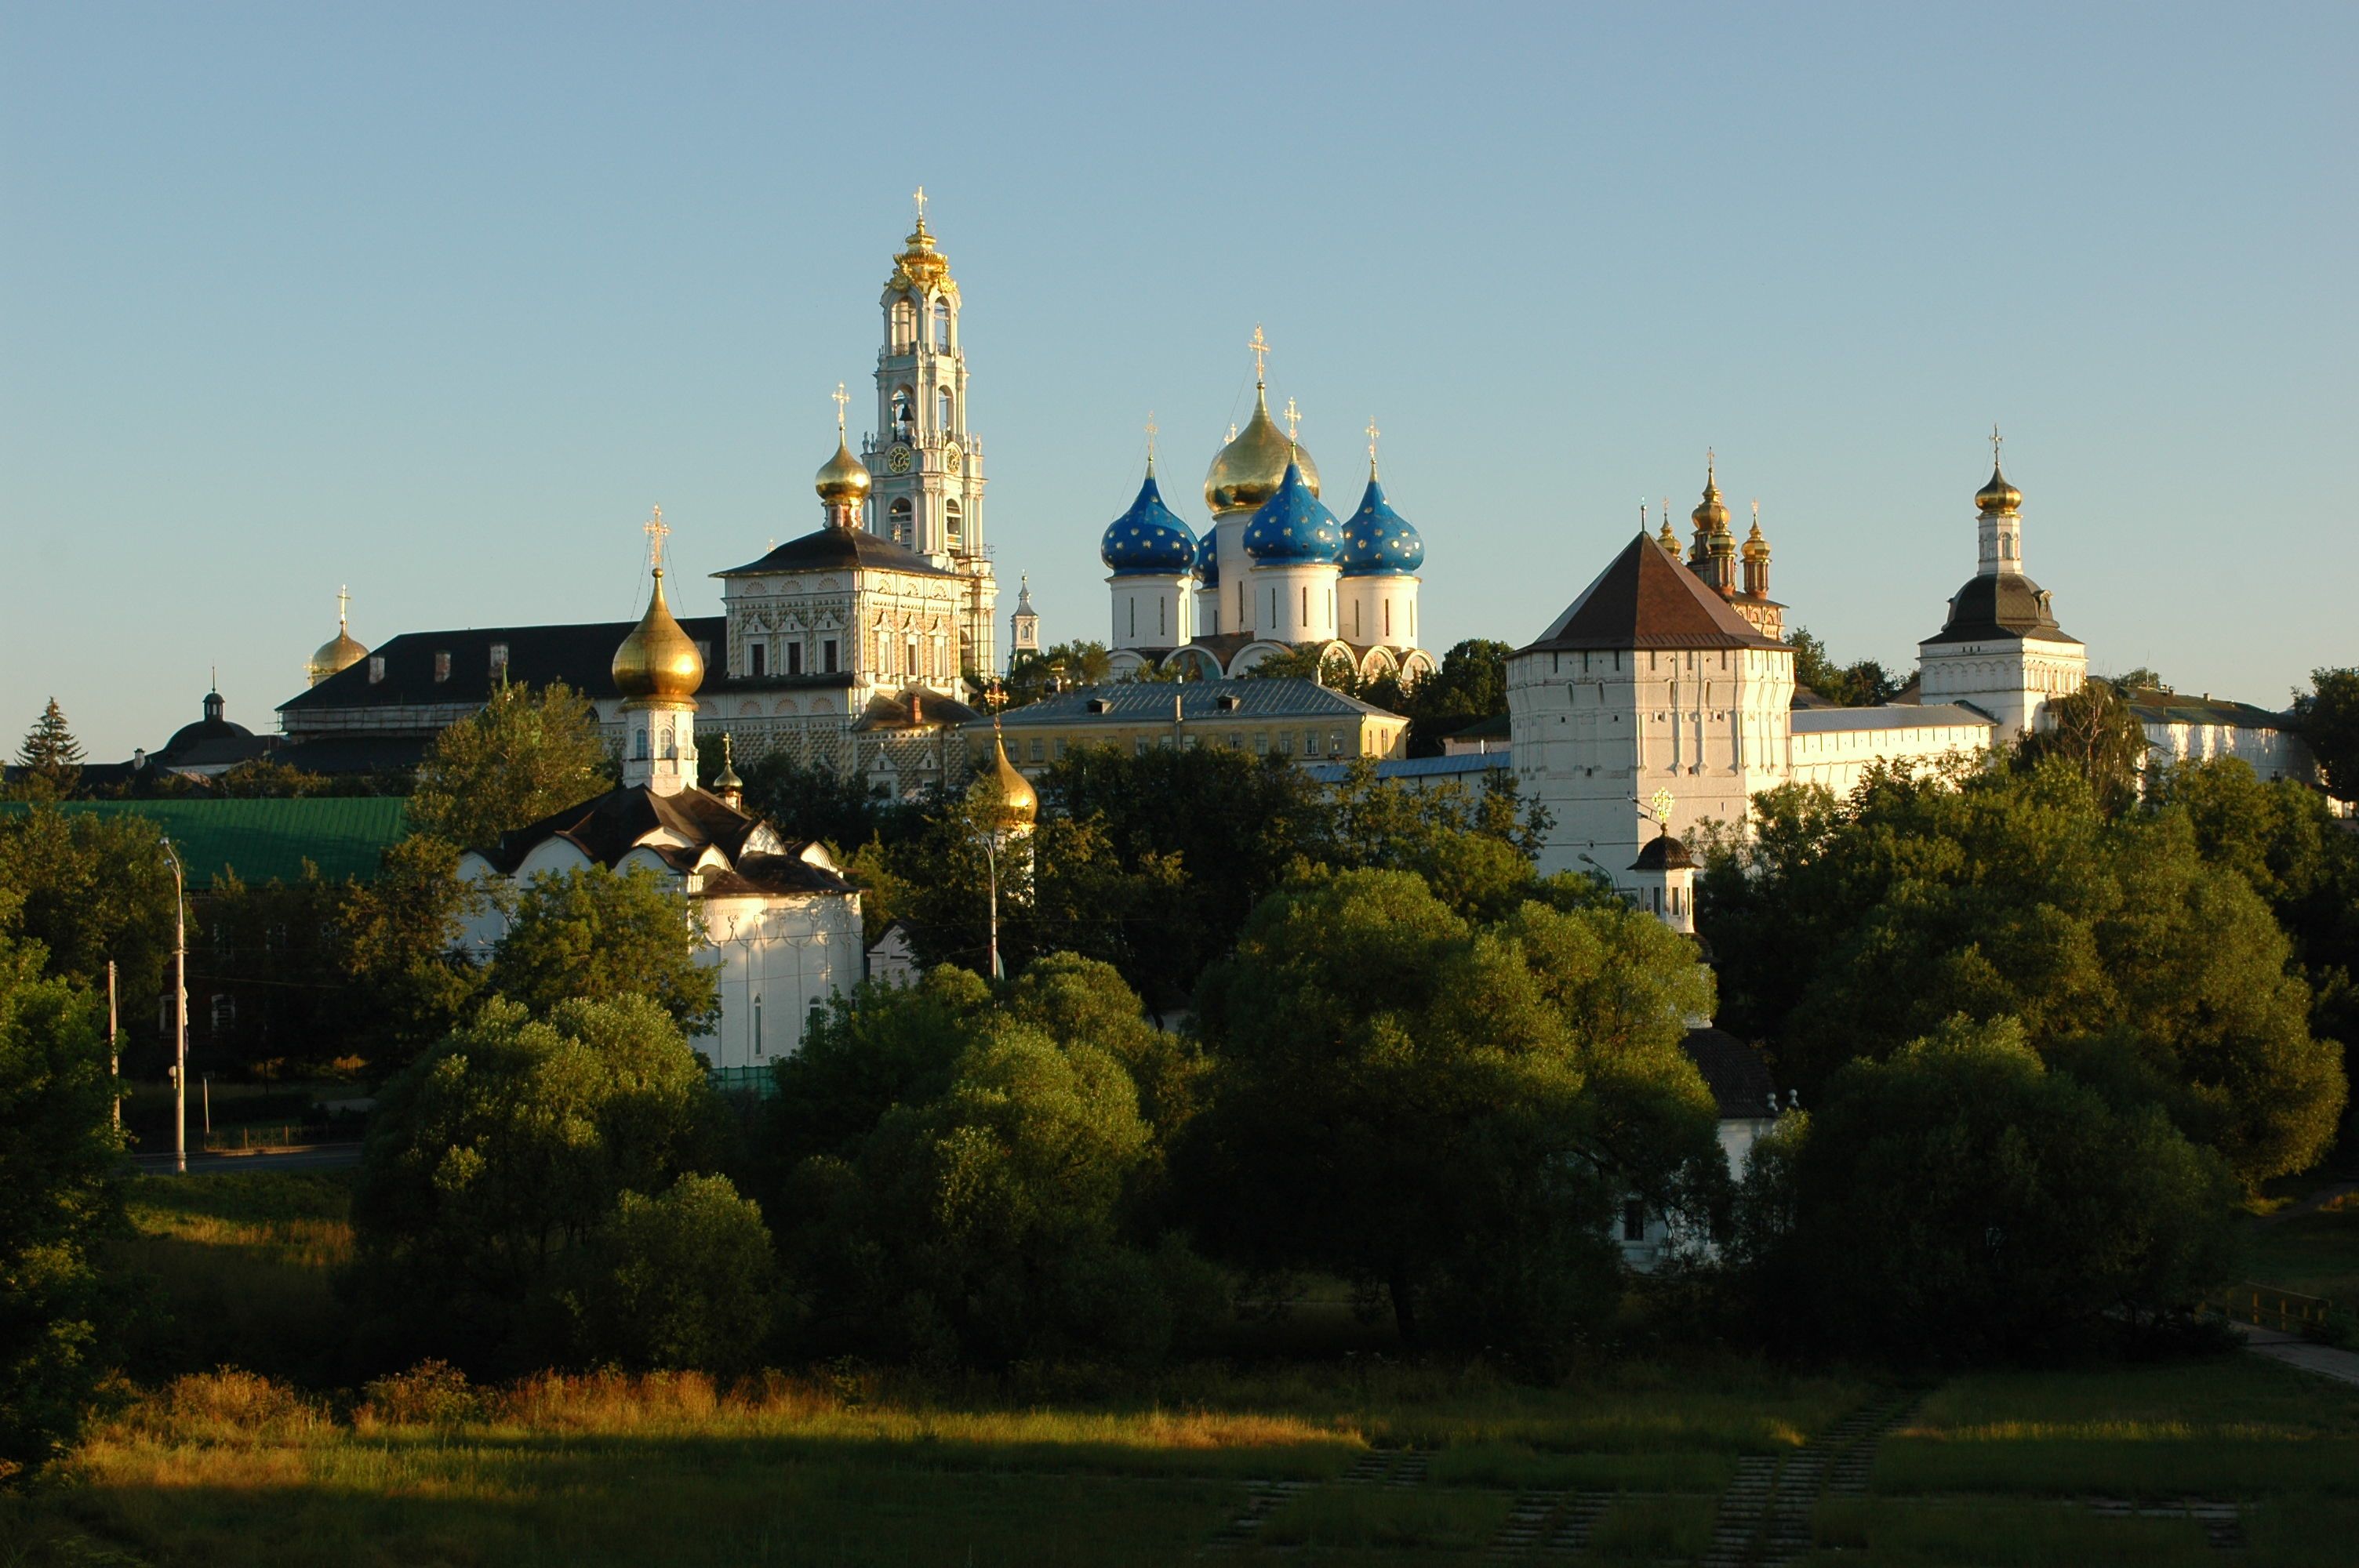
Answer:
[852,687,985,732]
[280,616,727,718]
[1631,833,1696,872]
[2124,691,2295,731]
[718,524,954,579]
[480,784,762,869]
[0,799,409,887]
[1921,572,2081,646]
[1681,1025,1779,1120]
[1521,533,1783,654]
[993,677,1401,727]
[702,852,856,897]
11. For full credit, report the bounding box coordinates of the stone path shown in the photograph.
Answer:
[2081,1496,2245,1552]
[1702,1390,1925,1568]
[2237,1322,2359,1388]
[1199,1477,1313,1554]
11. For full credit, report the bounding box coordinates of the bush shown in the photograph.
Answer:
[1747,1015,2240,1363]
[565,1175,778,1375]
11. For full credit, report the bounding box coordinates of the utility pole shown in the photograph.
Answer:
[107,960,118,1130]
[159,838,187,1175]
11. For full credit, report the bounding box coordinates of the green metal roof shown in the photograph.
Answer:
[0,798,409,887]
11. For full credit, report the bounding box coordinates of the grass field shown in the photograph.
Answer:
[7,1170,2359,1566]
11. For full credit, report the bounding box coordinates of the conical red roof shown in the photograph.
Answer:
[1521,532,1782,653]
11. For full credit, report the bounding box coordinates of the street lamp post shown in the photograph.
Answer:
[158,837,187,1174]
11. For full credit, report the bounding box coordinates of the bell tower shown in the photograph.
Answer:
[870,188,997,679]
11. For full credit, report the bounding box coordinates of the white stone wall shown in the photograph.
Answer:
[1786,716,1995,798]
[1510,641,1796,877]
[2142,720,2313,783]
[1108,574,1191,651]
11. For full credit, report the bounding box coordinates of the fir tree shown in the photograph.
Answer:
[13,699,85,796]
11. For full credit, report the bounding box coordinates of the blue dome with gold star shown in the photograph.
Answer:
[1099,470,1196,575]
[1195,526,1220,587]
[1339,475,1425,577]
[1241,459,1342,564]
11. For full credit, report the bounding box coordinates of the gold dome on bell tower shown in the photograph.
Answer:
[307,586,367,687]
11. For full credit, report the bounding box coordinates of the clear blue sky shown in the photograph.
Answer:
[5,2,2353,759]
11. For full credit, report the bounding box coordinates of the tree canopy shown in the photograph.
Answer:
[1783,628,1899,708]
[2294,666,2359,804]
[1701,757,2345,1187]
[407,681,613,852]
[1180,869,1722,1367]
[1001,641,1114,708]
[485,864,719,1036]
[10,699,85,800]
[2014,677,2149,815]
[1741,1015,2237,1362]
[0,919,123,1479]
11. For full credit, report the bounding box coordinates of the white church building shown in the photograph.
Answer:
[454,559,864,1076]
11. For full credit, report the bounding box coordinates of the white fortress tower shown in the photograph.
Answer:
[867,191,997,677]
[1916,434,2085,741]
[1509,520,1795,877]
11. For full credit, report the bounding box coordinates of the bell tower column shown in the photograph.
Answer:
[869,189,995,679]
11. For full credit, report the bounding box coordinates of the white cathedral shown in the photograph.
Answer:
[1096,333,1435,687]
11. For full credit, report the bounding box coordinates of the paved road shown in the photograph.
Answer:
[129,1142,363,1175]
[2235,1323,2359,1389]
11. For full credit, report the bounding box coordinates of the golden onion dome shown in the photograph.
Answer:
[972,728,1038,825]
[815,436,873,506]
[1743,520,1770,562]
[1691,466,1731,532]
[1976,464,2023,516]
[1656,518,1682,558]
[612,569,705,702]
[1205,387,1319,514]
[307,626,367,687]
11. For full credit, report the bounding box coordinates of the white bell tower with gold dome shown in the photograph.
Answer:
[868,188,997,679]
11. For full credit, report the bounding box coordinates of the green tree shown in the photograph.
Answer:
[1783,628,1899,707]
[408,681,613,851]
[1001,641,1114,708]
[768,960,1217,1367]
[11,699,85,800]
[731,747,922,855]
[193,866,363,1079]
[486,865,720,1037]
[2016,677,2149,815]
[565,1174,777,1375]
[1183,869,1721,1364]
[2293,666,2359,805]
[0,806,178,1047]
[349,994,726,1370]
[1357,637,1517,753]
[1238,643,1359,688]
[0,922,123,1479]
[1746,1015,2238,1362]
[1703,759,2345,1187]
[340,835,487,1074]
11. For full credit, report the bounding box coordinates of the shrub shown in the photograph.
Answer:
[565,1175,778,1375]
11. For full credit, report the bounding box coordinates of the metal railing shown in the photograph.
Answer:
[201,1122,321,1152]
[2206,1281,2339,1334]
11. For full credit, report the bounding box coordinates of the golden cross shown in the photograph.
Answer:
[1248,324,1270,383]
[1990,423,2004,468]
[1650,787,1676,823]
[832,381,849,434]
[1706,447,1717,485]
[1283,397,1300,441]
[912,185,927,225]
[645,505,669,572]
[1365,416,1380,471]
[1144,411,1158,467]
[336,584,350,629]
[1752,498,1761,526]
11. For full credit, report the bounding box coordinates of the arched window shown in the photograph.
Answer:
[660,726,676,760]
[932,299,951,350]
[891,387,914,438]
[944,499,962,550]
[936,387,954,432]
[634,727,649,760]
[889,497,914,545]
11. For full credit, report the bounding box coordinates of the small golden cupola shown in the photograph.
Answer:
[972,724,1038,826]
[1690,454,1732,536]
[1976,463,2023,516]
[307,586,367,687]
[1205,327,1320,515]
[814,383,874,526]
